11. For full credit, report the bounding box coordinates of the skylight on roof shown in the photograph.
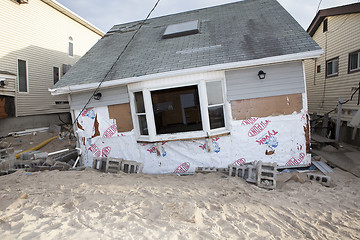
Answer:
[162,20,200,39]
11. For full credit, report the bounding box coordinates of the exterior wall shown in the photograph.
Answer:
[304,13,360,122]
[0,0,102,117]
[70,62,310,173]
[226,61,305,100]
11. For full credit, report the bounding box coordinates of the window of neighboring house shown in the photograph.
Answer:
[317,65,321,73]
[17,59,28,92]
[131,80,227,141]
[53,67,60,84]
[349,50,360,73]
[323,19,328,32]
[68,37,73,57]
[326,57,339,77]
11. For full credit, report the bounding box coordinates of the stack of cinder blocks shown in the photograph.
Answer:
[93,157,143,174]
[229,161,277,190]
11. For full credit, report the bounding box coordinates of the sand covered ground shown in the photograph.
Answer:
[0,168,359,239]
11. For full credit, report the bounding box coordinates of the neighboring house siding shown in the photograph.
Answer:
[225,61,305,101]
[305,13,360,122]
[70,86,129,110]
[0,0,102,117]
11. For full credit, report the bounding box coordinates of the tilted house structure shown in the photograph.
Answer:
[51,0,322,174]
[305,3,360,143]
[0,0,103,136]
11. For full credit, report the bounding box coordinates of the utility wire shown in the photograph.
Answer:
[61,0,161,139]
[316,0,323,14]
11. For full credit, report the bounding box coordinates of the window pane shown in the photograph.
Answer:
[206,81,223,105]
[69,42,73,57]
[138,115,148,135]
[53,67,59,84]
[209,105,225,129]
[350,53,358,70]
[327,61,333,76]
[18,59,27,92]
[333,59,339,74]
[134,92,145,113]
[151,85,202,134]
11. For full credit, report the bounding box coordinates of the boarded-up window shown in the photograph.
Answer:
[108,103,133,133]
[18,59,27,92]
[231,93,303,120]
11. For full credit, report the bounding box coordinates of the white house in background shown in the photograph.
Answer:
[0,0,103,136]
[51,0,322,174]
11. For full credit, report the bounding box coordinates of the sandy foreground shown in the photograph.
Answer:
[0,168,359,240]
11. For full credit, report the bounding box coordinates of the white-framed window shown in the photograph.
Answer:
[349,50,360,73]
[17,59,28,93]
[129,78,228,142]
[326,57,339,77]
[68,36,74,57]
[53,66,60,84]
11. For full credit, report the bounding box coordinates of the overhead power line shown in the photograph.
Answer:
[62,0,161,138]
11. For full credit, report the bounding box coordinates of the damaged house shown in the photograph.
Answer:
[50,0,322,174]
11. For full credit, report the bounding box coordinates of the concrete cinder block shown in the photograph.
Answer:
[307,173,331,187]
[121,160,143,174]
[256,161,277,190]
[196,167,217,173]
[105,157,123,173]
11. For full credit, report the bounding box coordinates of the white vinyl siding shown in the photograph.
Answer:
[0,0,102,116]
[70,86,129,111]
[225,61,305,101]
[304,13,360,121]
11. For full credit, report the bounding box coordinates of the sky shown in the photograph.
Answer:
[56,0,359,33]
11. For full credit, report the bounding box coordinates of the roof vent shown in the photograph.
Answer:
[162,20,200,39]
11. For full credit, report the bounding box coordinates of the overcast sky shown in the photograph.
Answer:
[56,0,359,33]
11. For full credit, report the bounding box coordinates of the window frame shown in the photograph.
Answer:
[53,66,60,85]
[68,37,74,57]
[348,50,360,74]
[129,78,229,142]
[325,57,339,78]
[17,58,29,93]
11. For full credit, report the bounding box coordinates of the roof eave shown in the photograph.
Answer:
[307,2,360,37]
[50,49,323,96]
[41,0,104,36]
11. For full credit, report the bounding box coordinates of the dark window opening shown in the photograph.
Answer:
[317,65,321,73]
[209,105,225,129]
[53,67,59,84]
[151,85,202,134]
[349,50,360,73]
[323,19,328,32]
[18,59,27,92]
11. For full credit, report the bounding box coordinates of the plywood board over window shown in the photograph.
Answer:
[108,103,133,132]
[231,93,303,120]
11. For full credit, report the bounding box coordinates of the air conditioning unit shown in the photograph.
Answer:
[17,0,29,4]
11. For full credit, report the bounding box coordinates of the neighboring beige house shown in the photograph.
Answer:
[0,0,103,136]
[305,3,360,141]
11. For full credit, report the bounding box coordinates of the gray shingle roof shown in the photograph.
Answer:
[55,0,320,88]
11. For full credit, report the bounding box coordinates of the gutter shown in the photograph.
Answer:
[50,49,323,95]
